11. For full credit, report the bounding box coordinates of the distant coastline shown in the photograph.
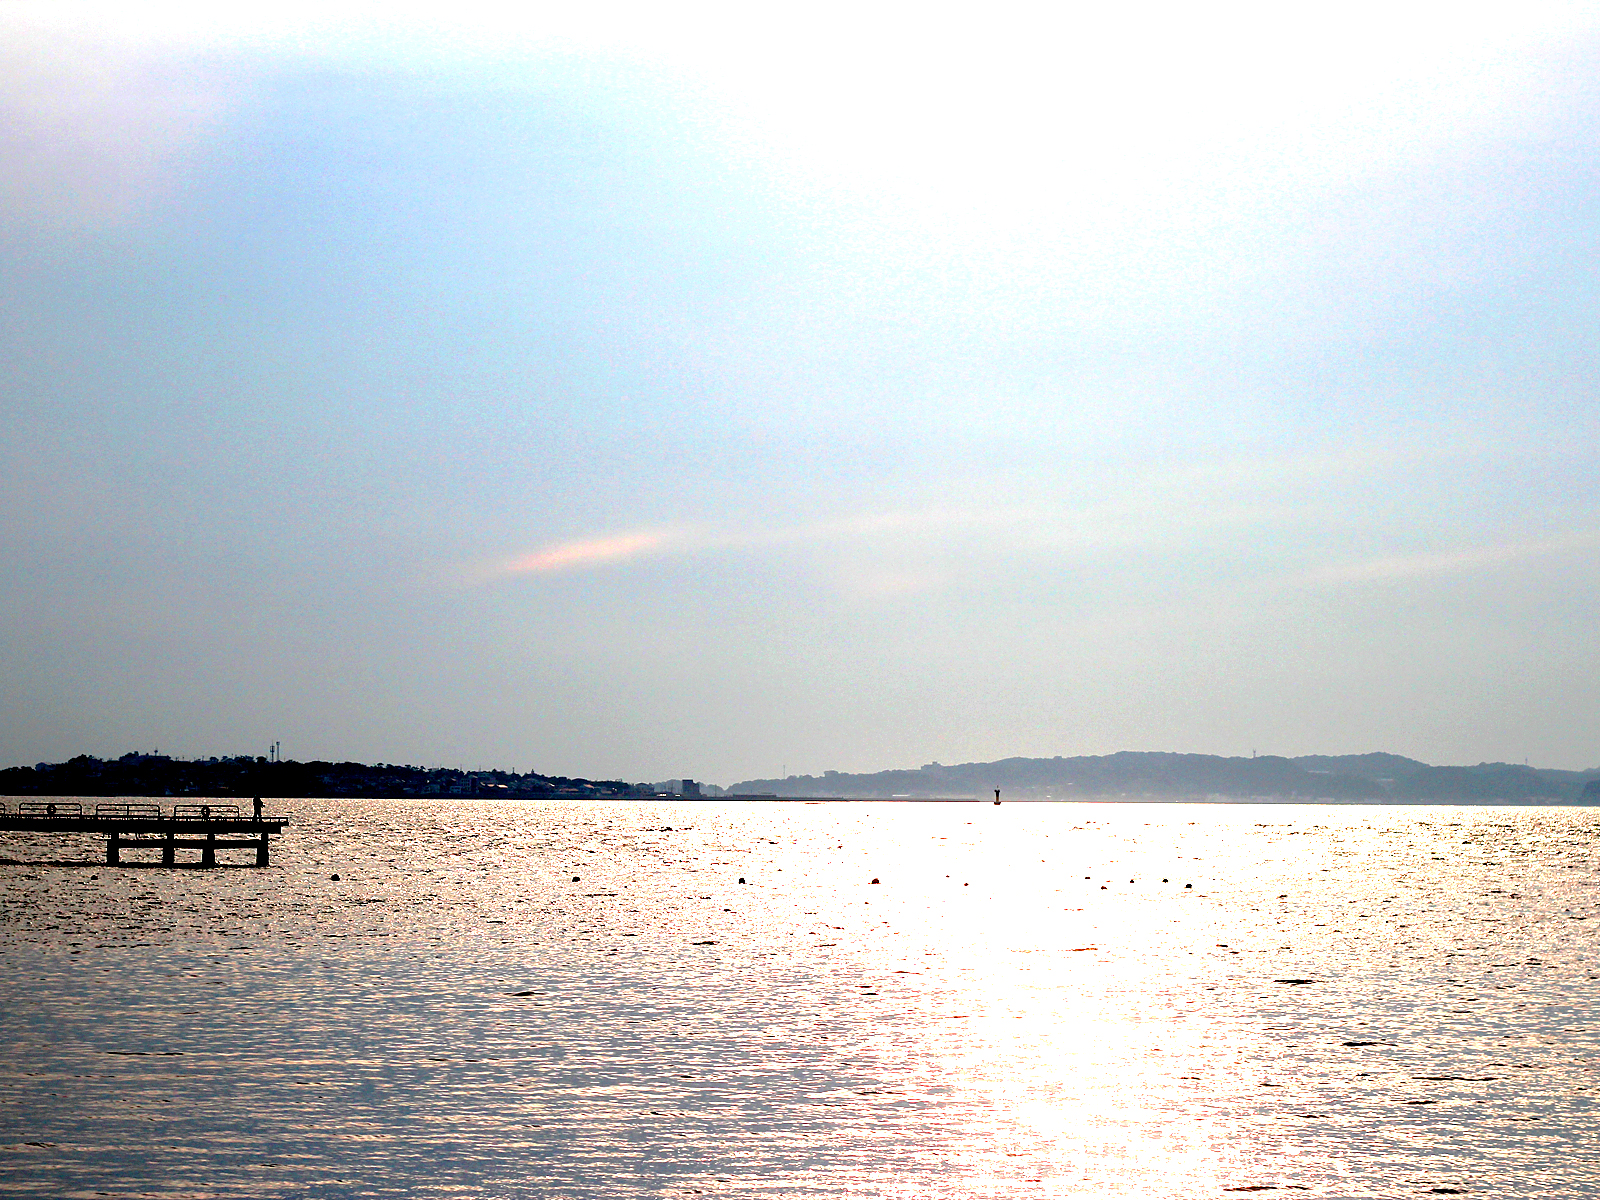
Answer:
[4,749,1600,804]
[728,751,1600,805]
[0,755,646,801]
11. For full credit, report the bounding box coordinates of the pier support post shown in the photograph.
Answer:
[106,830,120,866]
[163,828,175,866]
[256,831,270,867]
[202,830,216,868]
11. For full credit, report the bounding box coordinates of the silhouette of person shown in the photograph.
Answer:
[252,796,263,823]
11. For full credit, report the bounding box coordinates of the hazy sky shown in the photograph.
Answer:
[4,2,1598,780]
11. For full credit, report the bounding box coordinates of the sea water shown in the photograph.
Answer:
[1,800,1597,1198]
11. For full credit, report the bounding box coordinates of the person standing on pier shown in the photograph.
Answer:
[252,796,263,823]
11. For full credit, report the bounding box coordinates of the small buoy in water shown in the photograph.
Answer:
[1101,885,1107,890]
[993,789,1001,805]
[870,877,880,884]
[1129,878,1135,883]
[1163,878,1169,883]
[1185,883,1192,889]
[331,873,340,881]
[738,877,747,884]
[571,876,580,882]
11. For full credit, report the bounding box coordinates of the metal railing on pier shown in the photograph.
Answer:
[18,801,84,818]
[95,802,163,820]
[4,801,262,821]
[172,803,241,821]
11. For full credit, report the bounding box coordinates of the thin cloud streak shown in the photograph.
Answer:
[482,507,1600,602]
[1298,531,1600,586]
[479,444,1398,586]
[482,507,1022,583]
[500,529,684,574]
[468,424,1588,609]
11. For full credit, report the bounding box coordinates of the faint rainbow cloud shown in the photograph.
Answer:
[478,504,1049,585]
[500,528,685,575]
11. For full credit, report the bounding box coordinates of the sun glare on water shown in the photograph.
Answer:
[2,801,1597,1196]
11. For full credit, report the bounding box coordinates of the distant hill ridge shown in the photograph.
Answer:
[730,751,1600,802]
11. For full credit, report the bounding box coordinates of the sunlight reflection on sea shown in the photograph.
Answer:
[2,800,1597,1197]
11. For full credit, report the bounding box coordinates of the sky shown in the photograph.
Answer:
[3,2,1599,781]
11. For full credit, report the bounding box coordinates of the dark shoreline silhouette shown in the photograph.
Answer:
[0,754,641,801]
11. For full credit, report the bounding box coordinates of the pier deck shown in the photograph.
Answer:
[0,802,288,866]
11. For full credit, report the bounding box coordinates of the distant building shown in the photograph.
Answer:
[650,779,702,797]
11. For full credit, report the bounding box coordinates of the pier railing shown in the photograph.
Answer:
[4,801,268,822]
[173,803,241,821]
[19,801,84,818]
[95,802,163,820]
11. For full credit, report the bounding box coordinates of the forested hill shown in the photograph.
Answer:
[730,752,1600,802]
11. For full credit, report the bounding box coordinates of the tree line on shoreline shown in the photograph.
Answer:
[0,754,644,799]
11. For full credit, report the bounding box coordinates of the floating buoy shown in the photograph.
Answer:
[331,873,340,881]
[870,877,880,884]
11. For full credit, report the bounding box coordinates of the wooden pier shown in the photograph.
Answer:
[0,801,287,867]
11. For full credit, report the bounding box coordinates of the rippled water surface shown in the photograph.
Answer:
[3,800,1598,1198]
